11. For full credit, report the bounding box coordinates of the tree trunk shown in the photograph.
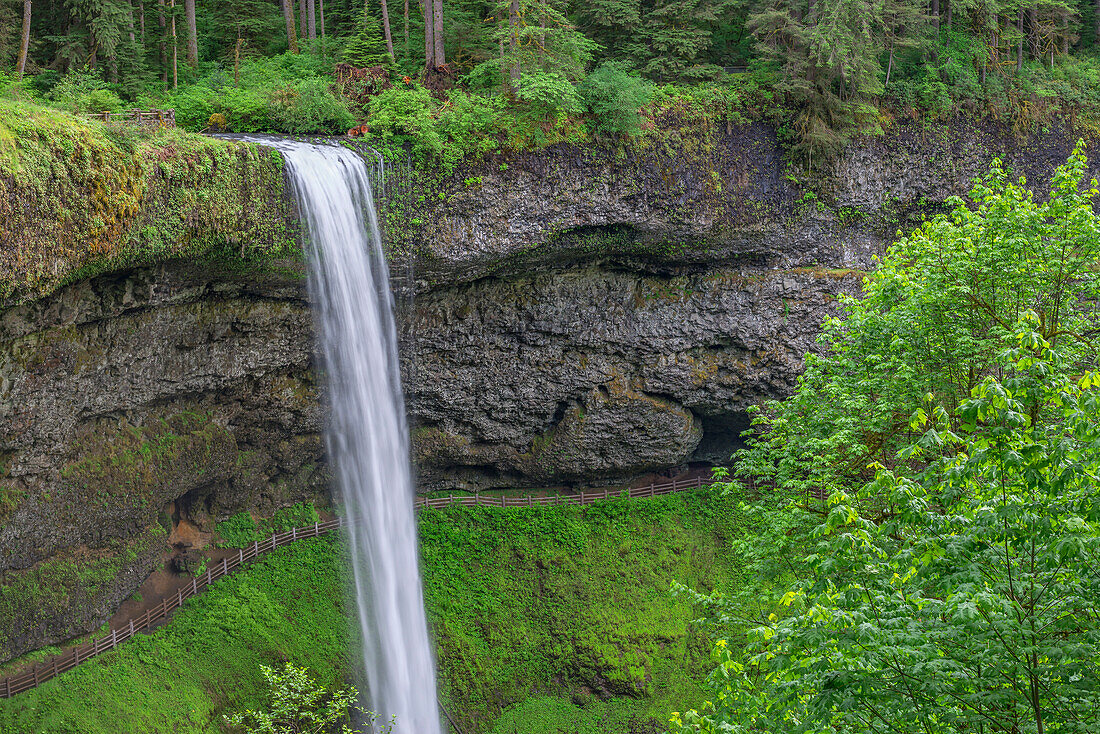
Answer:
[15,0,31,79]
[1096,0,1100,47]
[158,0,167,86]
[404,0,409,59]
[885,43,894,87]
[1017,10,1024,71]
[283,0,299,52]
[127,0,136,42]
[1061,13,1069,54]
[422,0,434,68]
[432,0,444,66]
[944,0,951,29]
[380,0,395,60]
[169,0,178,88]
[319,0,326,55]
[184,0,197,66]
[509,0,519,83]
[932,0,939,36]
[1028,6,1038,59]
[139,0,145,43]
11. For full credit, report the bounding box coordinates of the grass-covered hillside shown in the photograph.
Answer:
[0,486,801,734]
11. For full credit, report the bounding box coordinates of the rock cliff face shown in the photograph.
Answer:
[0,119,1096,661]
[0,261,323,662]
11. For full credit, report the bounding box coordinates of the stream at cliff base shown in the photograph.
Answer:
[247,137,442,734]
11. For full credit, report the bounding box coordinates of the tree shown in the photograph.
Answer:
[677,147,1100,734]
[737,143,1100,502]
[675,322,1100,734]
[183,0,196,66]
[476,0,597,87]
[380,0,395,59]
[16,0,31,79]
[282,0,299,52]
[634,0,734,81]
[224,662,391,734]
[432,0,444,66]
[748,0,884,164]
[342,14,390,67]
[575,0,641,61]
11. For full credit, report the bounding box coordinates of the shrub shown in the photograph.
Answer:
[513,71,582,122]
[224,663,376,734]
[367,85,442,155]
[437,91,503,159]
[578,61,653,136]
[269,78,356,134]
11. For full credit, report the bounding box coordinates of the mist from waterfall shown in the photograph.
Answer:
[253,137,441,734]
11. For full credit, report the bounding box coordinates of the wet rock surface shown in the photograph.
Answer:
[2,120,1095,660]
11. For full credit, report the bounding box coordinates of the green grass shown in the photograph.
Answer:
[420,486,783,733]
[0,486,787,734]
[0,536,353,734]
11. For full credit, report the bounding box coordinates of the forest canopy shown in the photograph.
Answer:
[1,0,1100,157]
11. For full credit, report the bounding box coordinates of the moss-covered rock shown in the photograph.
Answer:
[0,99,299,305]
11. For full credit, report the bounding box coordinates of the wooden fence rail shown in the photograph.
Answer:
[86,109,176,127]
[0,476,726,699]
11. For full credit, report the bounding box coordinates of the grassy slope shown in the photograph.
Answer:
[0,488,781,734]
[0,536,353,734]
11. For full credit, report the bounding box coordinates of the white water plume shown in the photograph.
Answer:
[248,137,441,734]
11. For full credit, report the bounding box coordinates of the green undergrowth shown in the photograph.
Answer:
[215,502,321,547]
[0,536,352,734]
[420,485,787,733]
[0,487,790,734]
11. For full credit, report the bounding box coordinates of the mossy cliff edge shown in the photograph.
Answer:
[0,106,1096,668]
[0,99,299,305]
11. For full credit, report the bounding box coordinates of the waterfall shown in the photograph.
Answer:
[253,138,441,734]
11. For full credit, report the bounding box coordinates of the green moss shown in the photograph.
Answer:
[215,502,322,548]
[419,486,775,732]
[0,486,787,734]
[62,412,234,508]
[0,530,163,656]
[0,98,300,305]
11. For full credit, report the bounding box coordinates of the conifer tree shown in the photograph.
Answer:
[342,15,390,66]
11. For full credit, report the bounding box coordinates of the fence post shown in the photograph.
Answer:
[291,527,297,542]
[253,540,259,558]
[129,620,135,638]
[314,521,319,536]
[239,548,244,566]
[672,478,678,492]
[192,576,198,596]
[222,557,229,576]
[527,495,532,507]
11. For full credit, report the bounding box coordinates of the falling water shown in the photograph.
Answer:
[252,137,441,734]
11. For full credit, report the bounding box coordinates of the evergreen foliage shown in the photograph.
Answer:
[340,16,390,69]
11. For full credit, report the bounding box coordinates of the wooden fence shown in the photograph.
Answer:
[0,476,724,699]
[87,109,176,127]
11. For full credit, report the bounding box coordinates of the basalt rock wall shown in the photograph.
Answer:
[0,119,1096,661]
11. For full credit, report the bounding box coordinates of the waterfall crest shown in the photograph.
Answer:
[255,138,441,734]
